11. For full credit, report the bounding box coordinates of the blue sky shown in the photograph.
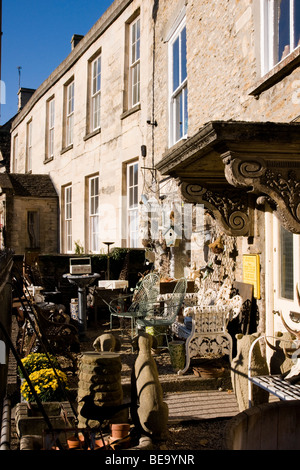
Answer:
[0,0,113,125]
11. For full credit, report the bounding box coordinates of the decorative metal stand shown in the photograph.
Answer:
[103,242,114,280]
[63,273,100,340]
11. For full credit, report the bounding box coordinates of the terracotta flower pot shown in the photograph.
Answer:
[67,435,81,449]
[95,437,109,448]
[110,423,130,440]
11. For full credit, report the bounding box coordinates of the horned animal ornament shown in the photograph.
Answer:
[266,309,300,385]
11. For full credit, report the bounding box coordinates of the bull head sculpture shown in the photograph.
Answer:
[267,299,300,384]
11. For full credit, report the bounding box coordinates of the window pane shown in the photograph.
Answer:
[129,188,133,208]
[67,114,74,146]
[27,211,39,248]
[131,22,136,62]
[172,37,180,92]
[50,99,55,127]
[89,176,99,252]
[129,165,133,187]
[133,186,138,206]
[183,86,188,135]
[280,225,294,300]
[133,163,138,186]
[49,128,54,157]
[181,26,187,81]
[130,18,140,107]
[174,88,188,142]
[68,82,74,114]
[66,82,74,145]
[128,209,138,248]
[131,19,140,64]
[92,93,101,129]
[136,23,140,59]
[276,0,290,62]
[294,0,300,48]
[92,57,101,95]
[127,162,139,247]
[131,63,140,106]
[170,20,188,145]
[91,216,99,252]
[65,186,72,252]
[48,99,55,157]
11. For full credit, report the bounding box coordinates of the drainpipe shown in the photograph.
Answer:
[0,397,11,450]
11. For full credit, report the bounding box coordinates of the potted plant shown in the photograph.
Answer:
[18,352,60,378]
[20,367,69,403]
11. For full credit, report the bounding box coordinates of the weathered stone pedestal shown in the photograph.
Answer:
[77,352,127,428]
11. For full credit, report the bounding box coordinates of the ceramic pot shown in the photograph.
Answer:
[95,437,109,448]
[67,435,81,449]
[168,341,185,371]
[110,423,130,440]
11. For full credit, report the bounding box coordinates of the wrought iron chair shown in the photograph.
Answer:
[135,277,187,348]
[109,272,160,338]
[176,283,244,375]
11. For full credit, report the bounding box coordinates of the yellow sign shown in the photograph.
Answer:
[243,254,260,299]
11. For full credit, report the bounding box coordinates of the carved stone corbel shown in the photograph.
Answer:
[181,182,253,237]
[222,151,300,234]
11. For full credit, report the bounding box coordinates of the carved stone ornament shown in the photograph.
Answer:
[222,151,300,234]
[157,121,300,235]
[181,182,253,237]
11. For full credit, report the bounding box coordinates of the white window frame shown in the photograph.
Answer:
[91,56,101,131]
[129,17,140,108]
[66,81,74,147]
[47,97,55,158]
[168,18,188,147]
[272,216,300,333]
[261,0,300,75]
[127,161,139,248]
[89,175,100,253]
[64,185,72,253]
[26,119,32,173]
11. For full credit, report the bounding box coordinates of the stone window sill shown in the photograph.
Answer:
[44,156,54,164]
[83,128,101,141]
[61,144,73,155]
[121,103,141,120]
[250,47,300,97]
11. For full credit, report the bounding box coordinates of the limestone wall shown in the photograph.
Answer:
[9,197,58,255]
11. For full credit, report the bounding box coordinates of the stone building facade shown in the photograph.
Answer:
[0,173,58,254]
[152,0,300,339]
[9,0,154,255]
[6,0,300,339]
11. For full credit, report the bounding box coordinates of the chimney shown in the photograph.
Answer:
[18,88,35,111]
[71,34,84,50]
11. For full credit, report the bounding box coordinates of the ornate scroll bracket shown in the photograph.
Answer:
[222,151,300,234]
[181,182,253,237]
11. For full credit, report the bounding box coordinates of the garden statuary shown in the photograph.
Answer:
[231,332,269,411]
[268,330,294,376]
[77,352,126,428]
[93,333,121,352]
[131,332,168,441]
[266,312,300,385]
